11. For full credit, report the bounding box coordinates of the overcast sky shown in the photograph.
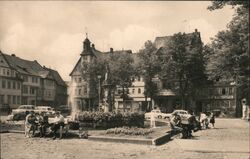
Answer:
[0,1,234,81]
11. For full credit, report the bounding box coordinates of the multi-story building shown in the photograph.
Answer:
[0,52,22,109]
[0,51,67,110]
[69,37,99,111]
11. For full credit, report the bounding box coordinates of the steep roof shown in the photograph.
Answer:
[43,66,67,87]
[2,53,44,76]
[154,30,202,49]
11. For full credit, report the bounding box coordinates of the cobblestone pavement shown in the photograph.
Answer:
[1,118,249,159]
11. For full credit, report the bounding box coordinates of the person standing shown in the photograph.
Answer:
[242,98,248,120]
[209,112,215,128]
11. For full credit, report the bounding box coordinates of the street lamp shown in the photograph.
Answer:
[97,75,102,111]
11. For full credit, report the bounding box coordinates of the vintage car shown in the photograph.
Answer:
[165,110,190,119]
[12,105,35,115]
[144,109,169,119]
[35,106,55,116]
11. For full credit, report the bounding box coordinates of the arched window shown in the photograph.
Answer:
[138,88,141,94]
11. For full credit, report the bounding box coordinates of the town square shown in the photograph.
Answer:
[0,1,249,159]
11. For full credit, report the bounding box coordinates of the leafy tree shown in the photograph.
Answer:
[207,0,249,108]
[160,32,207,109]
[137,41,162,111]
[81,52,135,111]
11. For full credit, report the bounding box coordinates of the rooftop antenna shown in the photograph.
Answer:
[85,27,88,38]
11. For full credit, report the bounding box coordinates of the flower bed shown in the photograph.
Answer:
[76,111,144,128]
[106,127,153,136]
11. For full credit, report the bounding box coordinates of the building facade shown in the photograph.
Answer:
[0,51,67,110]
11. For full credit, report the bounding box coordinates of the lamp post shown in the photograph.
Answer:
[97,75,102,111]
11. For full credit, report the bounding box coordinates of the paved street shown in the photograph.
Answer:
[1,118,249,159]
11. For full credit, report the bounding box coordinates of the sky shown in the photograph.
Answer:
[0,1,235,81]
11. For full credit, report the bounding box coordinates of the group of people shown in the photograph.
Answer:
[170,111,215,139]
[25,111,65,139]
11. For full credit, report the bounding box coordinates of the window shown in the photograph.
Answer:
[7,81,11,89]
[3,69,6,75]
[13,96,16,104]
[138,88,141,94]
[17,96,21,104]
[78,89,81,95]
[17,82,21,89]
[7,95,11,104]
[23,75,28,82]
[222,88,226,95]
[2,80,6,88]
[13,82,16,89]
[74,78,78,83]
[229,88,233,95]
[0,95,4,104]
[79,78,82,83]
[84,87,87,94]
[132,89,135,94]
[23,85,28,94]
[7,69,10,76]
[30,87,35,95]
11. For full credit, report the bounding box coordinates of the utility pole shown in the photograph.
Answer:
[97,75,101,111]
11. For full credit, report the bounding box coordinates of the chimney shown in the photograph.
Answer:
[195,29,198,32]
[110,48,113,53]
[92,44,95,50]
[11,54,16,57]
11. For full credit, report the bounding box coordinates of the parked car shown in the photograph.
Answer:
[165,110,190,119]
[12,105,35,115]
[35,106,55,115]
[145,109,169,120]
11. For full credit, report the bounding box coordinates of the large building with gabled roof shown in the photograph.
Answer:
[0,50,67,110]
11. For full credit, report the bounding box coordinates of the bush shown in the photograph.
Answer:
[106,127,153,136]
[76,111,144,128]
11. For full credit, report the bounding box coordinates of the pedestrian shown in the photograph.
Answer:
[199,112,207,129]
[170,112,183,133]
[209,112,215,128]
[38,112,49,137]
[50,111,65,139]
[242,98,248,120]
[25,111,37,137]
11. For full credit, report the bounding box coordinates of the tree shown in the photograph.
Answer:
[207,1,250,109]
[160,32,207,109]
[137,41,162,111]
[81,52,136,111]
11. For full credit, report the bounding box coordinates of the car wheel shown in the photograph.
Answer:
[158,115,162,119]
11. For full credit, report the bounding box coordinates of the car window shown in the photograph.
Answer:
[19,106,25,109]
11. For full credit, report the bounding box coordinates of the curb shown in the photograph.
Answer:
[88,135,153,145]
[88,131,174,146]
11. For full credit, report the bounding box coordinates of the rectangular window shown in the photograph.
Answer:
[78,89,81,95]
[7,95,11,104]
[79,78,82,83]
[17,96,21,104]
[13,82,16,89]
[30,87,35,95]
[17,82,21,89]
[7,69,10,76]
[0,95,4,104]
[23,76,28,82]
[22,85,28,94]
[7,81,11,89]
[2,80,6,88]
[3,69,6,75]
[13,96,16,104]
[229,88,233,95]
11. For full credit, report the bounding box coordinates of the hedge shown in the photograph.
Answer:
[75,111,144,128]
